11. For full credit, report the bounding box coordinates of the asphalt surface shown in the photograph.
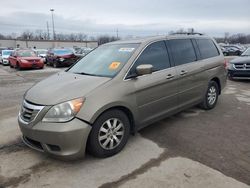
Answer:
[140,79,250,184]
[0,63,249,188]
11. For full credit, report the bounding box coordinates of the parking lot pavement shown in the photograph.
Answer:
[0,65,250,188]
[140,79,250,185]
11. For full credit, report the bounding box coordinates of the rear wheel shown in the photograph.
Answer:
[87,109,130,158]
[199,81,219,110]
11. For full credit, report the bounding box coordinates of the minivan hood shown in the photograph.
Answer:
[25,71,111,105]
[230,56,250,64]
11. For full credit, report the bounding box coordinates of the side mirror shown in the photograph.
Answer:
[136,64,153,76]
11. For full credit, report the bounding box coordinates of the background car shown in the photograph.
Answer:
[9,49,44,70]
[0,47,7,63]
[227,47,250,80]
[74,47,93,57]
[46,48,80,68]
[0,49,14,65]
[34,49,48,63]
[222,45,244,56]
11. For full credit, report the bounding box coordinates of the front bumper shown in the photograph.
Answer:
[20,62,44,69]
[2,59,9,65]
[228,69,250,78]
[18,116,92,160]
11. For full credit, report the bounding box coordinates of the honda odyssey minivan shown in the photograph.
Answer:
[18,34,227,159]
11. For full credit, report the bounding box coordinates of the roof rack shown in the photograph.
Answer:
[170,32,204,36]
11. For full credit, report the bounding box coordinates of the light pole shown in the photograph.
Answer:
[50,8,56,40]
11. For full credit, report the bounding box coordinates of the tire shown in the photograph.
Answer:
[199,81,219,110]
[87,109,130,158]
[47,61,52,66]
[228,74,234,81]
[16,63,21,70]
[53,62,58,68]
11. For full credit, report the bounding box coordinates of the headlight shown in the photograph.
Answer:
[59,58,65,62]
[228,63,234,69]
[42,98,84,122]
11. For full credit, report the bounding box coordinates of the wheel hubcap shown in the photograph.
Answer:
[98,118,124,150]
[207,86,217,105]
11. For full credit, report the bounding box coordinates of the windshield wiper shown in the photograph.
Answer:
[74,72,97,76]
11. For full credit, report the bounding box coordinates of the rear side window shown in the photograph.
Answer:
[196,39,219,59]
[168,39,197,66]
[128,41,170,75]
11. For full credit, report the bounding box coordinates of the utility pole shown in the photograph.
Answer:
[50,9,56,40]
[46,21,50,40]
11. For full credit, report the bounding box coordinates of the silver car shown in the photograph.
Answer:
[18,34,227,159]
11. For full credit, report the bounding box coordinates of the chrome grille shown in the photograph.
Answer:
[233,63,250,70]
[20,100,44,123]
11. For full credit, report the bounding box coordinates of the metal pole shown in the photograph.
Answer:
[46,21,50,40]
[116,28,119,39]
[50,9,55,40]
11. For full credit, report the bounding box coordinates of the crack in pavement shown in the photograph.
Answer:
[0,161,51,188]
[99,149,174,188]
[0,138,26,154]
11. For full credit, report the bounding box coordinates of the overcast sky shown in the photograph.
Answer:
[0,0,250,37]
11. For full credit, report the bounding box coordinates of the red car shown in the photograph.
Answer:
[9,49,44,70]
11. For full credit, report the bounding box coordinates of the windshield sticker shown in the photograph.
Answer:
[119,48,135,52]
[109,62,121,70]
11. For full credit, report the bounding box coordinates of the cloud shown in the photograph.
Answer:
[0,0,250,37]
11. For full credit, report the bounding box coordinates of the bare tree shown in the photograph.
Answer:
[215,33,250,44]
[97,35,120,45]
[20,30,34,40]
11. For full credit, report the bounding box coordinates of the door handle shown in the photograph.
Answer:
[180,70,188,76]
[166,74,174,79]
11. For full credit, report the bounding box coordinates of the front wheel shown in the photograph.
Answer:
[16,63,21,70]
[53,61,59,68]
[228,74,234,81]
[199,81,219,110]
[87,110,130,158]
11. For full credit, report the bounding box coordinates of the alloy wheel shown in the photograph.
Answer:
[207,86,217,105]
[98,118,124,150]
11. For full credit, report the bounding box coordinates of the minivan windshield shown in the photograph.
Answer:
[68,43,139,78]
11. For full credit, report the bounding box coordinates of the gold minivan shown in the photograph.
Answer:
[18,34,227,159]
